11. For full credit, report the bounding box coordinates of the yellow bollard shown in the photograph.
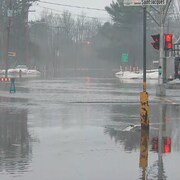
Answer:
[140,91,149,129]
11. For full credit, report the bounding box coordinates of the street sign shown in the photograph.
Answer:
[124,0,166,6]
[8,51,16,57]
[142,0,166,5]
[121,53,128,62]
[124,0,141,6]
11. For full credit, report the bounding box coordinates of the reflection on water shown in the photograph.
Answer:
[0,104,32,174]
[104,127,140,152]
[1,77,180,179]
[142,103,180,180]
[139,130,149,180]
[105,103,180,180]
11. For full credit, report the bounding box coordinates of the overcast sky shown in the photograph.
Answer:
[29,0,113,22]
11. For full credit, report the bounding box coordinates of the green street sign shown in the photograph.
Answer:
[121,53,128,62]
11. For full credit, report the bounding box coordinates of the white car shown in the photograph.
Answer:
[8,65,28,74]
[8,65,41,76]
[15,65,28,71]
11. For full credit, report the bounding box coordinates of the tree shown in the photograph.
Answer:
[0,0,38,67]
[25,9,104,74]
[105,0,142,26]
[94,0,163,69]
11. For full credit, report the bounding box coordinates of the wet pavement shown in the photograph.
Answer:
[0,75,180,180]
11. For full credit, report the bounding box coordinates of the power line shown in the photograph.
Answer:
[37,5,110,21]
[39,0,106,11]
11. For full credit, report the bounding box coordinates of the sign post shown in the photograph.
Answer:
[124,0,167,130]
[140,5,150,130]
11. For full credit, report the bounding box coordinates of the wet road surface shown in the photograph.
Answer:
[0,76,180,180]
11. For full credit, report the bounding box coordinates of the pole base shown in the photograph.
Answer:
[156,84,166,96]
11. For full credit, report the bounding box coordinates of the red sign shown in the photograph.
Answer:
[0,77,11,82]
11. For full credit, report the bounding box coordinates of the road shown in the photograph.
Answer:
[0,75,179,180]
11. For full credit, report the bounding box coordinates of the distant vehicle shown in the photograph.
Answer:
[15,65,28,70]
[0,65,41,77]
[10,65,28,73]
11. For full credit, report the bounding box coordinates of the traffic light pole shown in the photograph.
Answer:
[143,6,146,91]
[156,10,166,96]
[156,0,172,96]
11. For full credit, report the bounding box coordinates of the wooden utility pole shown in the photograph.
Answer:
[140,6,149,130]
[5,0,12,78]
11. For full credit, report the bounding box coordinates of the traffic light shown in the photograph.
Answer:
[165,33,173,50]
[151,34,160,50]
[163,137,171,153]
[151,136,171,154]
[151,137,158,152]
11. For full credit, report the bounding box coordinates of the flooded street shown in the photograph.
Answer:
[0,75,180,180]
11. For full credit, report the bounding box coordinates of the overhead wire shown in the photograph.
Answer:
[39,0,106,11]
[30,0,112,23]
[37,5,110,21]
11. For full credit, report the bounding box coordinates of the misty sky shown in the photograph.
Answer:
[29,0,113,22]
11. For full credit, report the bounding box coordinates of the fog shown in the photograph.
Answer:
[0,0,180,77]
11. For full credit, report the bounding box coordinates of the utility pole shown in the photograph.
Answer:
[143,6,147,92]
[140,6,149,130]
[5,0,12,78]
[156,9,166,96]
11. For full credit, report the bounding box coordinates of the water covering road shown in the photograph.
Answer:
[0,75,180,180]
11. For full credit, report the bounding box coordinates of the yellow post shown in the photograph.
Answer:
[139,130,149,179]
[140,90,149,129]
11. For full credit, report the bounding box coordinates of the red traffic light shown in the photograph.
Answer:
[165,33,173,50]
[151,136,171,154]
[165,34,172,42]
[151,137,158,152]
[163,137,171,153]
[151,34,160,50]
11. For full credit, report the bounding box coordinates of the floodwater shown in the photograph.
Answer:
[0,74,180,180]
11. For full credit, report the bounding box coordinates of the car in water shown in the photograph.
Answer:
[1,65,41,77]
